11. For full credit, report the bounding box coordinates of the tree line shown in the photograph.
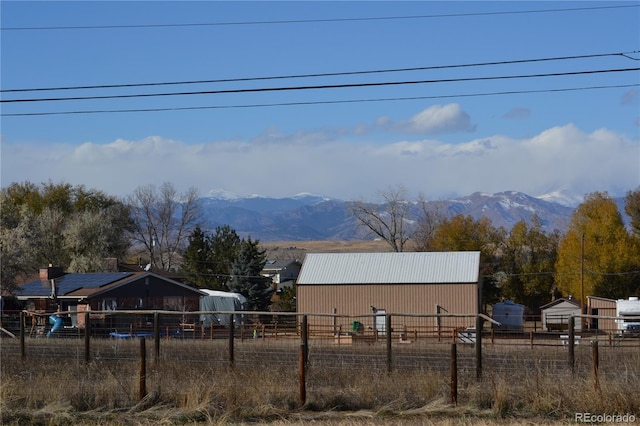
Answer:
[0,181,273,311]
[353,186,640,312]
[2,180,639,314]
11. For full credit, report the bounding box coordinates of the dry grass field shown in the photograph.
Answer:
[262,239,394,252]
[2,337,639,425]
[261,239,394,260]
[2,240,638,424]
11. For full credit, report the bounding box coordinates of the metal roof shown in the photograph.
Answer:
[297,252,480,285]
[262,259,301,271]
[17,273,133,297]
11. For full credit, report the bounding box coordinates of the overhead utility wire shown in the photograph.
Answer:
[3,83,636,117]
[2,52,635,94]
[2,4,636,31]
[2,68,638,104]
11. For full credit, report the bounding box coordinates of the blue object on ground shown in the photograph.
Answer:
[46,314,64,338]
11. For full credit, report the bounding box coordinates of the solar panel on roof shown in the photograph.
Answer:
[55,273,132,295]
[17,273,132,297]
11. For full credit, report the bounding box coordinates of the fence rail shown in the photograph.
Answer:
[2,309,639,408]
[4,310,640,361]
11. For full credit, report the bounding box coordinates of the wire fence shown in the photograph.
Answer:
[2,309,639,409]
[3,309,640,364]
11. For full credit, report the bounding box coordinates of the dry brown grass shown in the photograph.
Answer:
[2,338,639,425]
[261,240,394,257]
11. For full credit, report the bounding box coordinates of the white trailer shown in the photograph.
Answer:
[199,290,248,327]
[615,297,640,336]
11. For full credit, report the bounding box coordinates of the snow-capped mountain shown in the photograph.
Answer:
[535,190,585,207]
[197,190,582,241]
[438,191,573,231]
[200,191,329,215]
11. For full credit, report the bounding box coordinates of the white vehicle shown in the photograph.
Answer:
[199,290,248,327]
[615,297,640,336]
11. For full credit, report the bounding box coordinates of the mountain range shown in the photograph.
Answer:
[196,190,608,242]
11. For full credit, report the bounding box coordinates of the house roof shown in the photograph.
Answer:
[262,259,301,271]
[587,296,617,303]
[16,272,205,300]
[540,297,581,310]
[297,251,480,285]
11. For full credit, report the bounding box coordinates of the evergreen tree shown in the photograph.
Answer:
[228,237,273,311]
[181,227,214,289]
[209,225,241,290]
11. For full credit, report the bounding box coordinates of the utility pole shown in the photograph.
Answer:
[581,233,585,329]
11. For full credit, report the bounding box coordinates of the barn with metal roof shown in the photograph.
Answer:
[296,251,481,331]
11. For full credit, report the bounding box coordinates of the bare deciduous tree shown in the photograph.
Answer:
[413,194,445,252]
[129,182,201,271]
[351,185,413,252]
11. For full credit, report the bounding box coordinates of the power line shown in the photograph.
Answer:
[2,52,635,94]
[3,83,636,117]
[2,68,638,104]
[2,4,637,31]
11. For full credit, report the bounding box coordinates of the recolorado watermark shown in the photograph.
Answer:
[575,412,637,423]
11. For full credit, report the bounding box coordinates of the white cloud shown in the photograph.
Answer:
[1,122,637,202]
[386,103,476,135]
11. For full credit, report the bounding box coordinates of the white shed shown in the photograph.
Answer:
[540,297,582,331]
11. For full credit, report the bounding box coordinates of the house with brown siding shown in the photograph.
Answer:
[296,251,481,332]
[16,266,205,333]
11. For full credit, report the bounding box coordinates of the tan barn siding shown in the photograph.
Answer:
[588,297,617,333]
[298,283,477,330]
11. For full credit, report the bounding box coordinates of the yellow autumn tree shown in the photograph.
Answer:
[555,192,640,303]
[428,215,505,306]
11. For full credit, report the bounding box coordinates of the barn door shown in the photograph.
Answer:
[374,309,386,335]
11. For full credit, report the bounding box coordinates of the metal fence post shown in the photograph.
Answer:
[530,331,534,349]
[84,311,90,363]
[450,343,458,406]
[228,313,234,367]
[139,338,147,401]
[386,314,392,373]
[299,343,306,406]
[20,311,26,360]
[153,312,160,364]
[592,340,600,392]
[475,315,483,381]
[568,316,575,376]
[301,314,308,366]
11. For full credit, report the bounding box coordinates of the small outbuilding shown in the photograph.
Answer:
[540,297,582,331]
[587,296,617,332]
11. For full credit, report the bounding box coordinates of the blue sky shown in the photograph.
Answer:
[1,1,639,203]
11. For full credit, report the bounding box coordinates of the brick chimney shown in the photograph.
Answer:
[39,265,64,281]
